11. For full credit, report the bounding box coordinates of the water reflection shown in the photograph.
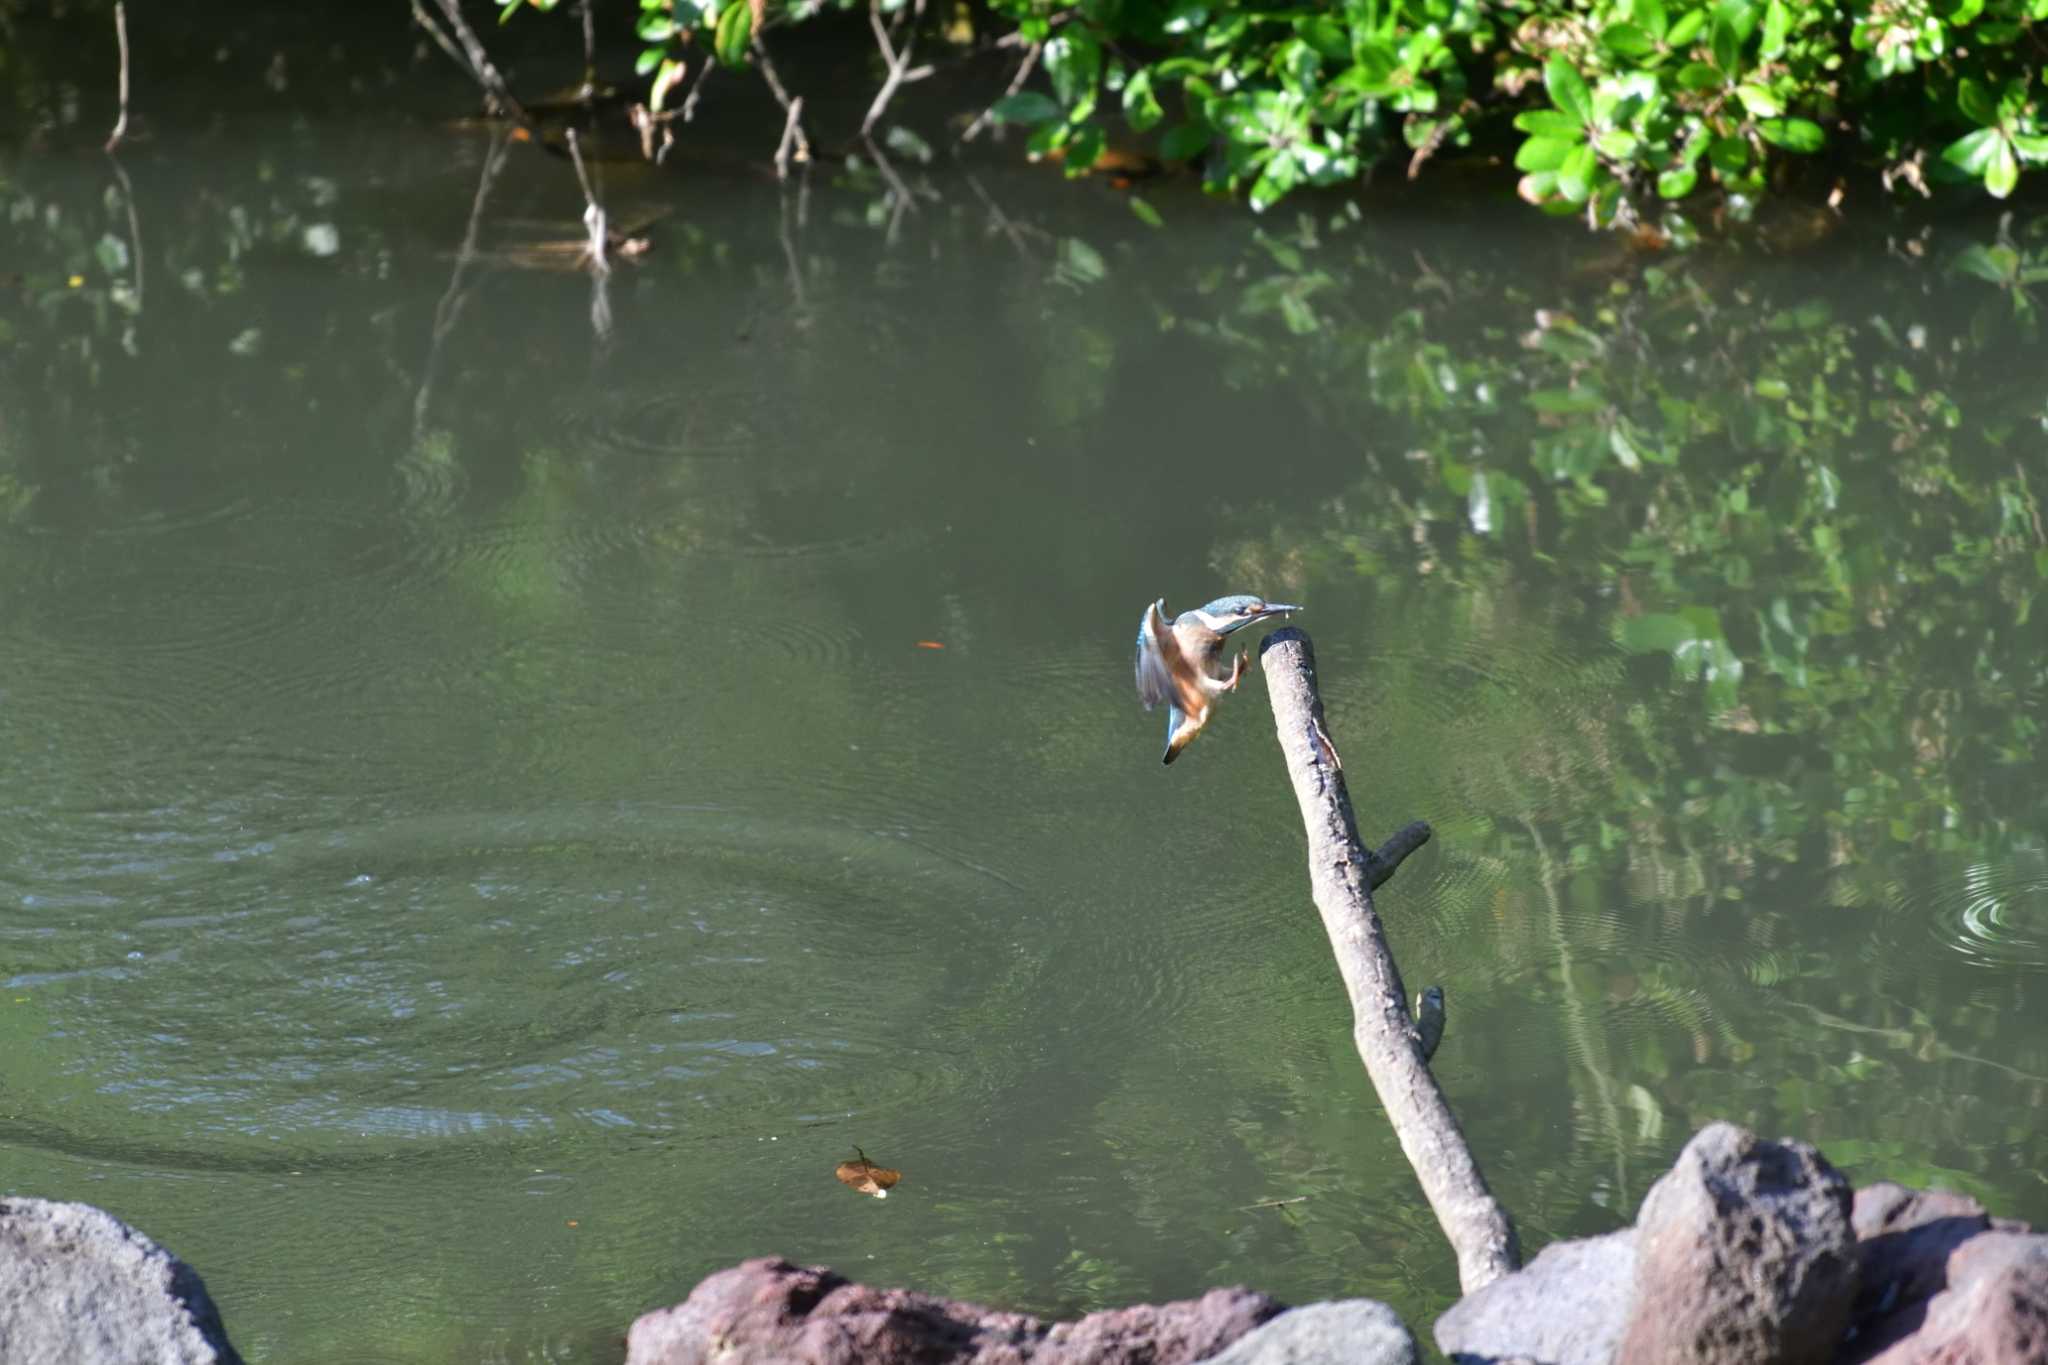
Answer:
[2,20,2046,1364]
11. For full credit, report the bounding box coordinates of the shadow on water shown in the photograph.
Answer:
[2,4,2048,1361]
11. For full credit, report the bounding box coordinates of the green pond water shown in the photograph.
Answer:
[3,8,2047,1362]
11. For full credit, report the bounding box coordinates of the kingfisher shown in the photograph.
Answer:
[1135,594,1300,764]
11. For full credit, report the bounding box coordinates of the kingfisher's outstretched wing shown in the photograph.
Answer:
[1135,598,1176,710]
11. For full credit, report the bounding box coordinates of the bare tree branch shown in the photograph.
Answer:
[104,2,131,153]
[753,36,812,174]
[961,41,1041,144]
[1258,626,1521,1295]
[860,0,930,138]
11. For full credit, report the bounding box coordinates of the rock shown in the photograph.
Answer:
[1198,1298,1418,1364]
[0,1196,243,1365]
[1616,1122,1857,1365]
[1851,1227,2048,1364]
[1432,1228,1635,1365]
[1843,1182,1993,1360]
[625,1256,1284,1365]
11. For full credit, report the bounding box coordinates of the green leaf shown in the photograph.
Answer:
[1514,110,1588,139]
[1638,0,1670,39]
[1986,137,2020,196]
[1544,56,1593,126]
[1128,195,1163,228]
[1516,135,1578,172]
[1943,126,2001,174]
[1952,244,2015,283]
[1161,120,1214,161]
[1958,76,1997,127]
[1735,83,1781,117]
[1759,0,1790,58]
[1045,31,1103,108]
[1758,117,1824,152]
[1708,135,1750,173]
[1122,70,1163,132]
[1666,8,1708,45]
[1064,122,1107,173]
[1675,62,1722,91]
[1249,151,1300,211]
[635,46,663,76]
[1710,6,1743,72]
[991,92,1061,125]
[2013,132,2048,162]
[712,0,752,69]
[1601,23,1656,57]
[1557,142,1597,203]
[1658,165,1699,197]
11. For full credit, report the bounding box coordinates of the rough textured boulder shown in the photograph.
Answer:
[1432,1228,1635,1365]
[626,1256,1284,1365]
[1197,1298,1418,1364]
[0,1197,243,1365]
[1615,1123,1858,1365]
[1853,1225,2048,1365]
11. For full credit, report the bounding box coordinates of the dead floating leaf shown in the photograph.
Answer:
[915,641,946,651]
[835,1148,902,1199]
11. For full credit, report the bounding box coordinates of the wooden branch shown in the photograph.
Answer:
[104,1,130,153]
[860,0,926,138]
[1258,626,1519,1295]
[960,40,1041,143]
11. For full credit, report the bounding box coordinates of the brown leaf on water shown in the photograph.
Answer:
[835,1148,902,1199]
[915,640,946,650]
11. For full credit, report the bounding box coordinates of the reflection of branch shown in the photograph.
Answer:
[961,41,1040,143]
[104,2,131,153]
[778,185,809,321]
[860,0,932,138]
[416,127,514,438]
[863,134,916,244]
[1259,627,1520,1295]
[107,155,144,316]
[753,36,811,176]
[964,174,1038,260]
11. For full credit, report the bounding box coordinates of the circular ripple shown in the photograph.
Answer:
[1921,853,2048,969]
[0,806,1023,1174]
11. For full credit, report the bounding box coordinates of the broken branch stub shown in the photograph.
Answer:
[1257,626,1520,1295]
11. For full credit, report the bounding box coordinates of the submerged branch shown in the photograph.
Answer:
[1258,626,1520,1295]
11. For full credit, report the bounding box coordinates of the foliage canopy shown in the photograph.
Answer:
[508,0,2048,218]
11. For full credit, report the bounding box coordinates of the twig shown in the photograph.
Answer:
[564,130,613,343]
[753,36,812,173]
[961,41,1041,143]
[860,0,930,139]
[774,96,806,182]
[577,0,597,100]
[1240,1196,1309,1211]
[681,60,715,122]
[1258,626,1520,1295]
[104,2,130,153]
[414,0,535,128]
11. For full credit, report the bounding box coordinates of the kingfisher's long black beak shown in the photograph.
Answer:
[1221,602,1300,635]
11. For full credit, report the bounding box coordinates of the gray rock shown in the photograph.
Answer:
[1616,1122,1857,1365]
[1198,1299,1417,1364]
[1432,1228,1635,1365]
[626,1256,1283,1364]
[0,1197,242,1365]
[1853,1227,2048,1365]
